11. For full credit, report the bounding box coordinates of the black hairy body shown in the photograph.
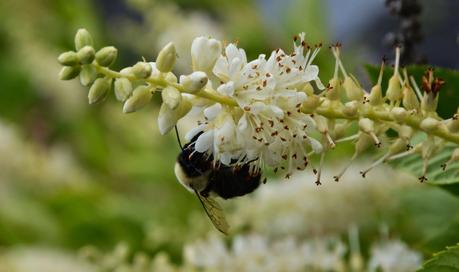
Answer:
[177,133,261,199]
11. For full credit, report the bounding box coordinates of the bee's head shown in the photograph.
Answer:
[174,158,210,193]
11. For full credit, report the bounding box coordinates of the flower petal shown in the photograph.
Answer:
[195,130,214,153]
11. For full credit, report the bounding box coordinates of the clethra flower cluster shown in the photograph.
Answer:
[58,29,459,184]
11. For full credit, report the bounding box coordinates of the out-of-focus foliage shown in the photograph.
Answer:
[0,0,459,271]
[418,243,459,271]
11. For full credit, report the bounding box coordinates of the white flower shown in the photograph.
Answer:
[368,240,422,272]
[191,36,222,72]
[182,33,323,175]
[179,71,208,93]
[157,97,192,135]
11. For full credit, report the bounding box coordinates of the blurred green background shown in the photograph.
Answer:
[0,0,459,271]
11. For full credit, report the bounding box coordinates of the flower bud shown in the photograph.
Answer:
[302,82,314,96]
[88,77,111,104]
[301,94,320,113]
[450,148,459,163]
[59,66,81,80]
[355,134,373,154]
[95,46,118,67]
[447,110,459,133]
[447,119,459,133]
[58,51,79,66]
[386,74,402,103]
[391,107,407,123]
[191,36,222,72]
[368,84,383,106]
[420,117,440,132]
[131,62,152,79]
[74,28,93,51]
[402,84,419,111]
[158,98,192,135]
[343,101,358,117]
[80,65,97,86]
[161,86,181,110]
[421,92,439,113]
[389,138,407,155]
[156,42,176,73]
[114,78,133,102]
[164,72,178,83]
[358,118,374,134]
[343,76,364,101]
[179,71,208,93]
[326,78,341,100]
[123,85,152,113]
[314,115,328,134]
[77,46,95,64]
[398,125,414,140]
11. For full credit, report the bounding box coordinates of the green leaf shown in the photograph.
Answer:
[390,137,459,196]
[418,244,459,271]
[365,64,459,119]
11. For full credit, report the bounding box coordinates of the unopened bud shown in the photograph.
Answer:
[368,84,383,106]
[343,101,358,117]
[156,42,176,73]
[402,84,420,111]
[315,115,328,134]
[302,82,314,96]
[191,36,222,72]
[80,65,97,86]
[88,77,111,104]
[343,76,364,101]
[355,133,373,154]
[421,92,438,113]
[114,78,133,102]
[359,118,374,134]
[386,74,402,103]
[161,86,181,110]
[59,66,81,80]
[95,46,118,67]
[131,62,152,79]
[398,125,414,140]
[391,107,407,123]
[75,28,93,51]
[389,138,407,155]
[447,111,459,133]
[302,94,320,113]
[179,71,208,93]
[420,117,440,132]
[450,148,459,163]
[158,97,192,135]
[326,78,341,100]
[77,46,95,64]
[123,85,152,113]
[58,51,79,66]
[165,72,178,83]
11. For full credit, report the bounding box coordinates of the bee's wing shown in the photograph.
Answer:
[194,190,230,235]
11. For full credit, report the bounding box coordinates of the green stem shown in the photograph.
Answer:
[94,64,459,145]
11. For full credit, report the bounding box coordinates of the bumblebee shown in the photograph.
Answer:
[174,131,262,234]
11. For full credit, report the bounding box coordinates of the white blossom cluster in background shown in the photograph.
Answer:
[23,166,419,272]
[231,165,411,237]
[0,119,90,187]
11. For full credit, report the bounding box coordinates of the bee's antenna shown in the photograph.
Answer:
[175,125,184,151]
